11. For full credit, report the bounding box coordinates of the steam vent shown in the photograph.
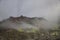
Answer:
[0,16,60,40]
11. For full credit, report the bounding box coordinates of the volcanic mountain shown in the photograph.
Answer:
[0,16,50,31]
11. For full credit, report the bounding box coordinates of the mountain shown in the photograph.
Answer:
[0,16,50,31]
[0,16,56,40]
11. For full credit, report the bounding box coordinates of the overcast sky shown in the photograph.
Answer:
[0,0,60,25]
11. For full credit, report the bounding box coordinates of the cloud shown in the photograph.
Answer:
[19,0,60,25]
[0,0,59,25]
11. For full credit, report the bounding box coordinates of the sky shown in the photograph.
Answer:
[0,0,60,25]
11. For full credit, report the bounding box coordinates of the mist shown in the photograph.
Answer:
[0,16,53,31]
[0,0,60,26]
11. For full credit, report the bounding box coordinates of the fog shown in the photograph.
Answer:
[0,0,60,26]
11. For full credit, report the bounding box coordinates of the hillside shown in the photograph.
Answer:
[0,16,48,31]
[0,16,59,40]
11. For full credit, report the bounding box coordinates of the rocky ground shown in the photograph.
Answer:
[0,28,59,40]
[0,16,60,40]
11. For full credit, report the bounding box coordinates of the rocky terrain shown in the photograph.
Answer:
[0,16,50,31]
[0,29,52,40]
[0,16,60,40]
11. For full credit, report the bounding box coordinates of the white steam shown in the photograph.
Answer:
[0,17,54,31]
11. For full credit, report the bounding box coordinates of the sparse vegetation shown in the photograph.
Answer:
[0,26,60,40]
